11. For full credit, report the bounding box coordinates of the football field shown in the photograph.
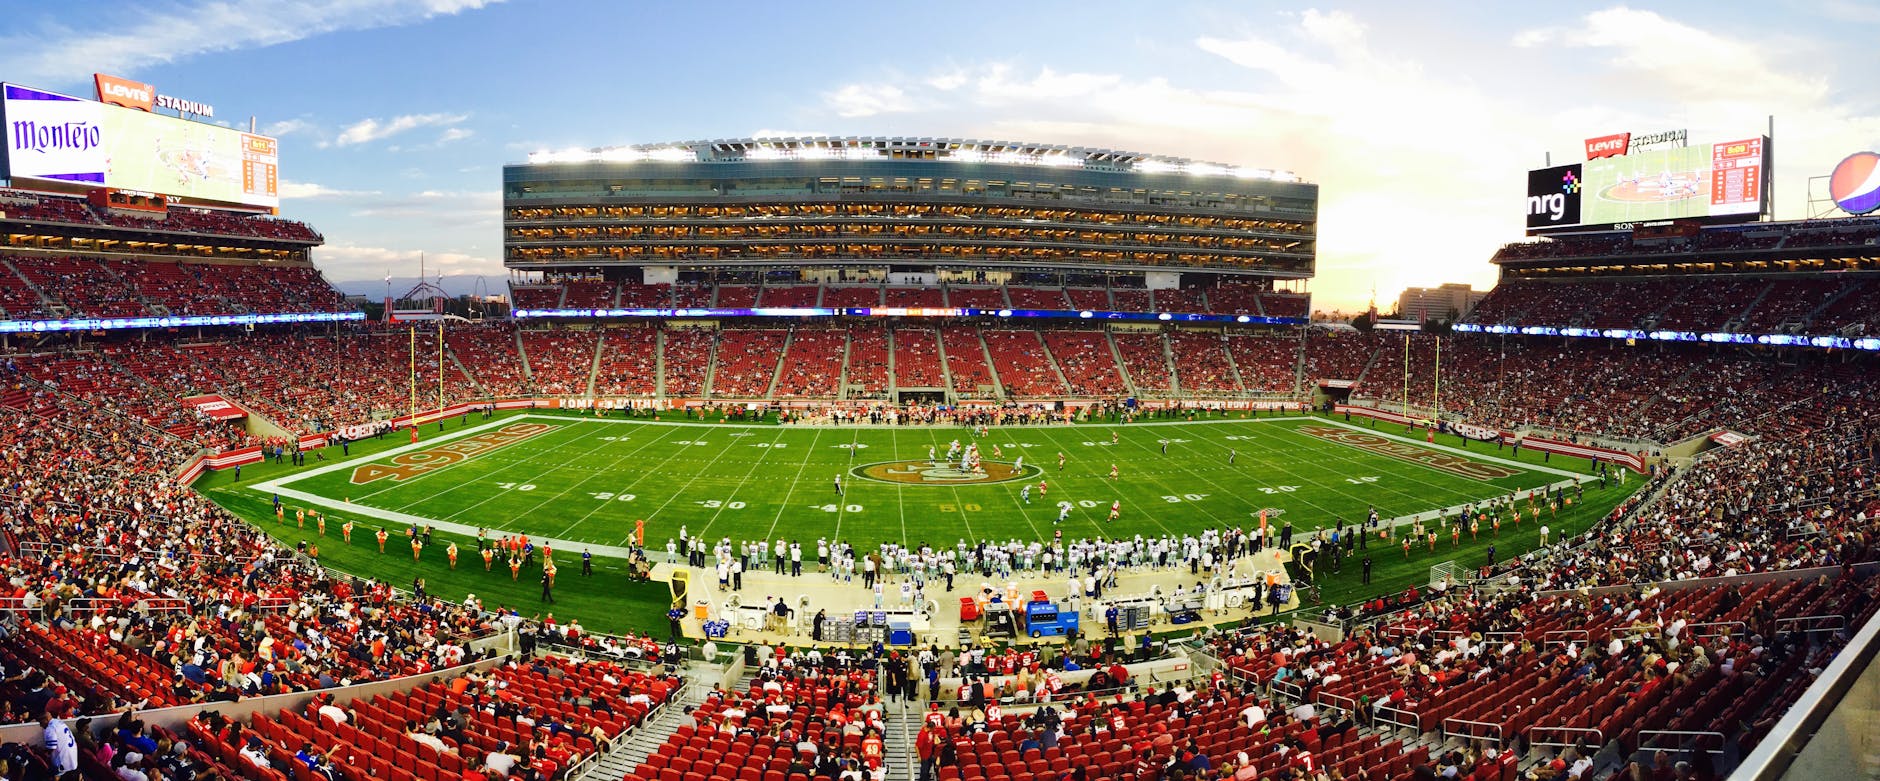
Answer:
[247,411,1597,551]
[201,409,1638,636]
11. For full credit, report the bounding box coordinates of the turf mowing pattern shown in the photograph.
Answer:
[199,410,1641,636]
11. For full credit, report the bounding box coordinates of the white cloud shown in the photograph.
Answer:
[825,83,916,118]
[437,127,474,144]
[1513,8,1827,105]
[347,189,501,228]
[311,243,504,286]
[336,112,470,146]
[278,180,382,199]
[261,119,311,137]
[0,0,507,87]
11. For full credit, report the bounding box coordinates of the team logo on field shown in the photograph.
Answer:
[851,460,1042,486]
[1295,425,1521,480]
[350,422,561,484]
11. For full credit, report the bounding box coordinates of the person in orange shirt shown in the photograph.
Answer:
[509,556,522,580]
[482,547,495,571]
[411,537,423,562]
[316,512,326,537]
[296,508,306,529]
[447,542,459,570]
[376,528,388,553]
[342,520,354,543]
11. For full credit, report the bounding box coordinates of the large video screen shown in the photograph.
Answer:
[1526,137,1766,232]
[1578,138,1764,226]
[2,83,277,208]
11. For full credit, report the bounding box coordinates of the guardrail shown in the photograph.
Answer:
[1775,614,1845,636]
[1442,717,1504,744]
[1606,620,1745,643]
[1374,703,1421,733]
[1528,726,1603,752]
[1637,730,1727,755]
[1542,628,1589,646]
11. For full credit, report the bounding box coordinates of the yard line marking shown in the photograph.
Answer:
[384,423,624,514]
[1030,426,1205,536]
[695,426,796,540]
[536,425,691,538]
[1190,421,1479,514]
[407,421,620,519]
[762,427,826,543]
[832,426,862,543]
[641,430,764,534]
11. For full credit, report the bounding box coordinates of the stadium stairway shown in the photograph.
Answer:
[1159,331,1182,395]
[1219,332,1252,393]
[587,330,606,397]
[974,326,1006,401]
[765,328,793,400]
[516,325,535,386]
[886,327,898,400]
[1347,339,1388,390]
[1036,330,1074,394]
[447,347,486,397]
[1103,331,1140,398]
[578,667,713,781]
[935,326,959,399]
[0,256,57,313]
[881,704,915,781]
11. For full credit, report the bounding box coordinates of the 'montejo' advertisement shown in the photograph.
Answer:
[2,83,277,208]
[1,84,102,184]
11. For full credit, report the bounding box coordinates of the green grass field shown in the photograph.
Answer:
[197,410,1639,637]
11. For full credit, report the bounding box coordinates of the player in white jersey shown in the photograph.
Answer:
[928,444,937,463]
[1057,502,1072,525]
[1020,484,1031,504]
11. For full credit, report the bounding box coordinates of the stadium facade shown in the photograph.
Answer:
[503,136,1317,288]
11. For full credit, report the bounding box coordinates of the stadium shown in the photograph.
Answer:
[0,50,1876,781]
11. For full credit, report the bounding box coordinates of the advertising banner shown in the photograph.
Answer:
[3,82,277,207]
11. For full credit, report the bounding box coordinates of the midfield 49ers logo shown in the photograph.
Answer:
[350,422,560,484]
[1296,426,1522,480]
[852,460,1040,486]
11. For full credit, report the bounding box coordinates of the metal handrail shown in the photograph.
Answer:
[1606,620,1744,642]
[1374,703,1420,733]
[1442,717,1503,744]
[1637,730,1727,755]
[1775,615,1845,635]
[1528,726,1603,751]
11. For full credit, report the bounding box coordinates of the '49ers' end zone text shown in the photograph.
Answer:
[350,422,560,484]
[1295,425,1522,480]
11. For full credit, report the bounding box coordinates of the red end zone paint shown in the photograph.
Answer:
[1295,425,1522,480]
[350,422,560,484]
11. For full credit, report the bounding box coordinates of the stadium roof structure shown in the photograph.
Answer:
[523,136,1302,183]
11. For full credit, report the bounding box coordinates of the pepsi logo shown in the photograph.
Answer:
[1829,151,1880,216]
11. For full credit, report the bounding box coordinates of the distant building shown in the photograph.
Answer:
[1396,283,1485,322]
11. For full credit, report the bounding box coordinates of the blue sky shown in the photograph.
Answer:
[4,0,1878,311]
